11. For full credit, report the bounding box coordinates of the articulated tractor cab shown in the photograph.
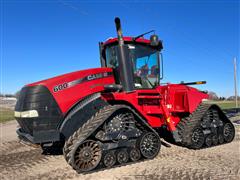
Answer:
[15,18,235,173]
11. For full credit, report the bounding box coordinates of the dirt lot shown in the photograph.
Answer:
[0,121,240,180]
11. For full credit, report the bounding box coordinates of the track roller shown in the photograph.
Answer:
[129,148,141,162]
[103,151,116,168]
[117,149,129,164]
[212,134,218,146]
[205,135,212,147]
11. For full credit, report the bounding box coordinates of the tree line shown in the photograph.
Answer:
[207,91,240,101]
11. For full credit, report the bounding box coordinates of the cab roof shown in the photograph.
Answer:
[103,36,151,46]
[102,36,163,50]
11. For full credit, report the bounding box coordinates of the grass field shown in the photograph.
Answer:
[208,101,237,109]
[0,108,14,123]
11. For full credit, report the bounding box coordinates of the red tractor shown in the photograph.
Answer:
[15,18,235,173]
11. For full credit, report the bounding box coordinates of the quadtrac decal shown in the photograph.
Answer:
[53,72,112,93]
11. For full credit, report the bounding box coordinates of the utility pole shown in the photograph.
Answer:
[233,57,238,108]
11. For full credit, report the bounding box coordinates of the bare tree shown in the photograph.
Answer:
[208,91,219,100]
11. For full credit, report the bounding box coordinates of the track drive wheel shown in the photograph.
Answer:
[139,132,161,159]
[73,140,102,172]
[191,127,205,149]
[223,123,235,143]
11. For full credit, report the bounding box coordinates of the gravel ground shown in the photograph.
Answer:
[0,121,240,180]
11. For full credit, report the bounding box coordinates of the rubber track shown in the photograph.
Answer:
[177,103,235,148]
[177,103,212,148]
[63,104,159,171]
[63,105,114,164]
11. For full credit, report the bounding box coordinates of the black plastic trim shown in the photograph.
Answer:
[17,128,60,144]
[59,94,109,139]
[15,85,63,142]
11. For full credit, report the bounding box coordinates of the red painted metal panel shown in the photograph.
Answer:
[26,66,208,130]
[27,68,115,114]
[102,84,208,129]
[103,37,151,46]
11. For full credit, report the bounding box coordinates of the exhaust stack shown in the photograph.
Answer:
[114,17,124,46]
[114,17,134,92]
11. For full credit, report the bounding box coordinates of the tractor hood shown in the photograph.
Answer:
[15,67,114,143]
[19,67,114,114]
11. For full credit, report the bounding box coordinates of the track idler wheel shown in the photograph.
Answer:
[73,140,102,172]
[139,132,161,159]
[223,123,235,143]
[191,128,205,149]
[103,151,116,168]
[117,149,129,164]
[129,148,141,162]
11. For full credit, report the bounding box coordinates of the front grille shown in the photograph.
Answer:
[15,85,62,135]
[16,118,34,134]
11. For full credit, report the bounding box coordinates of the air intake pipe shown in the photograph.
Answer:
[114,17,134,92]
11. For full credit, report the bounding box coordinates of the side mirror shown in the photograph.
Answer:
[150,35,159,46]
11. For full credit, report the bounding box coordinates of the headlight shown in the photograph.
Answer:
[14,110,39,118]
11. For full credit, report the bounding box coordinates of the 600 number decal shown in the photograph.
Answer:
[53,83,68,92]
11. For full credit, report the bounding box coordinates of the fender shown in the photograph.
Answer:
[59,93,109,140]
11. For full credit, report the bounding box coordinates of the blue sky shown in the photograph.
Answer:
[1,0,239,97]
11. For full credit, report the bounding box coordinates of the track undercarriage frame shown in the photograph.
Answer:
[63,99,235,173]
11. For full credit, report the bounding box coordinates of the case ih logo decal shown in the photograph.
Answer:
[53,72,112,93]
[87,73,108,81]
